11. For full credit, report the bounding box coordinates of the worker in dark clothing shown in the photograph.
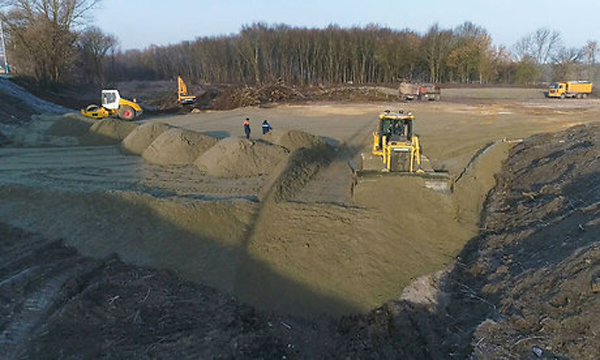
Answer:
[243,118,251,139]
[261,119,272,135]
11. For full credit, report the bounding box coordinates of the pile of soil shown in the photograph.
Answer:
[195,137,289,178]
[0,92,37,125]
[212,81,305,110]
[263,129,325,152]
[79,119,138,146]
[45,113,95,137]
[142,128,218,165]
[259,144,334,202]
[121,122,172,155]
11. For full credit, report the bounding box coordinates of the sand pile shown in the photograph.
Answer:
[195,137,289,178]
[258,145,333,202]
[264,129,324,151]
[79,119,138,146]
[121,122,172,155]
[45,113,95,137]
[142,128,218,165]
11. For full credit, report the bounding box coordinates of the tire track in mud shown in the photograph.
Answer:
[0,237,101,359]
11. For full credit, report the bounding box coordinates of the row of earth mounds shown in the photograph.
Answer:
[45,114,327,179]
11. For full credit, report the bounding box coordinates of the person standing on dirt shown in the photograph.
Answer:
[243,118,251,139]
[261,119,272,135]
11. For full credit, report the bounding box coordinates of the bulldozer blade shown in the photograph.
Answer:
[358,153,452,194]
[357,170,453,194]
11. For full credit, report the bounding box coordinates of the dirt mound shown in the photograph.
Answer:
[142,128,218,165]
[263,129,325,152]
[121,122,172,155]
[212,81,305,110]
[45,113,95,137]
[79,119,138,146]
[258,144,333,202]
[195,137,289,178]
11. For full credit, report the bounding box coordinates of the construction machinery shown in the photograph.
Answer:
[398,82,441,101]
[370,110,422,172]
[418,83,441,101]
[177,76,196,105]
[360,110,451,193]
[547,81,593,99]
[81,90,143,121]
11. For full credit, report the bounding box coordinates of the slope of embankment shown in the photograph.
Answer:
[335,124,600,359]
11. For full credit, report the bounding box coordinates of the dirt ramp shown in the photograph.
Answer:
[79,119,138,146]
[121,122,172,155]
[142,128,218,165]
[264,129,324,151]
[195,137,289,178]
[45,113,95,137]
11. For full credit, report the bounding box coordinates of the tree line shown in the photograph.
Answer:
[1,0,598,86]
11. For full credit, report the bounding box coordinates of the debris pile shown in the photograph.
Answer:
[212,81,305,110]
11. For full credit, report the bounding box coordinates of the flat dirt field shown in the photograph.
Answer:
[1,87,600,321]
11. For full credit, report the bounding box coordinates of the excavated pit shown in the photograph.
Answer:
[0,120,511,318]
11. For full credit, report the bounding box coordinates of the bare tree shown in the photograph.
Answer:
[513,28,562,64]
[0,0,100,83]
[423,24,454,83]
[79,26,117,83]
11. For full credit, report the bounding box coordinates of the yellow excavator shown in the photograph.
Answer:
[81,90,143,121]
[371,110,422,172]
[177,76,196,105]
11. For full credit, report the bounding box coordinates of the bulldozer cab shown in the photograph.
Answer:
[370,110,421,172]
[102,90,121,110]
[379,112,413,143]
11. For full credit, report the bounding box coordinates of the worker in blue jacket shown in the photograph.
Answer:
[262,119,272,135]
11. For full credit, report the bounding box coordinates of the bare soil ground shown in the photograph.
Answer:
[1,82,600,357]
[2,122,599,359]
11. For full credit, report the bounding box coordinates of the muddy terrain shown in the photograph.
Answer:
[1,78,599,358]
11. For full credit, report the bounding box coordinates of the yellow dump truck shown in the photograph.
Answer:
[547,81,593,99]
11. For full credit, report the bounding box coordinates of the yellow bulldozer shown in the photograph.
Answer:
[177,76,197,105]
[81,90,143,121]
[360,110,451,193]
[370,110,422,172]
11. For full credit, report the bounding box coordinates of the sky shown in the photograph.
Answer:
[94,0,600,51]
